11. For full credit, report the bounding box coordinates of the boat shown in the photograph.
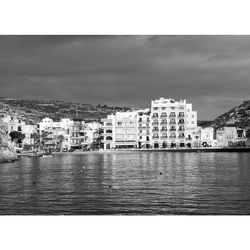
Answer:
[42,154,54,158]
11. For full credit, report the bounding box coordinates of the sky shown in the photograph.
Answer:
[0,35,250,120]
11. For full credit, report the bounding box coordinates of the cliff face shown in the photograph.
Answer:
[0,121,17,163]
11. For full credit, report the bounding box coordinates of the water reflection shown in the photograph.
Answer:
[0,152,250,214]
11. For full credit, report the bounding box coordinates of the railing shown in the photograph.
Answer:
[169,136,176,139]
[169,121,176,125]
[152,129,159,132]
[161,136,168,139]
[161,129,167,132]
[169,128,176,131]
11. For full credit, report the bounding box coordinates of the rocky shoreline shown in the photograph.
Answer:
[0,121,18,163]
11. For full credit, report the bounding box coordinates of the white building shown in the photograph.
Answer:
[137,109,151,148]
[101,111,138,149]
[1,115,37,145]
[215,127,247,147]
[150,98,197,148]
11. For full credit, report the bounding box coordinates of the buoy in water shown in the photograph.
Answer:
[32,181,36,185]
[109,185,112,188]
[160,172,162,175]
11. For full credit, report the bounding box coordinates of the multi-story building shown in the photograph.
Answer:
[1,115,37,146]
[101,111,138,149]
[2,115,26,133]
[137,109,151,148]
[150,98,197,148]
[215,127,246,147]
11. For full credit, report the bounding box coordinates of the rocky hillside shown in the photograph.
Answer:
[0,97,131,124]
[0,120,17,163]
[213,100,250,134]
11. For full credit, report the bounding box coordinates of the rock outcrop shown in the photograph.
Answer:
[0,120,17,163]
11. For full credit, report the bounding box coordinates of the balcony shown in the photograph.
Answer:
[152,128,159,132]
[152,122,159,125]
[152,114,159,118]
[169,128,176,132]
[161,128,167,132]
[169,136,176,139]
[178,135,185,138]
[178,115,185,119]
[160,120,167,125]
[160,114,167,118]
[161,135,168,139]
[169,121,176,125]
[152,136,159,139]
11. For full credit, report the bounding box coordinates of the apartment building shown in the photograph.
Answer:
[137,109,151,148]
[150,98,197,148]
[101,111,138,149]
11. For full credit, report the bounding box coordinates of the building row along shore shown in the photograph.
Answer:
[0,97,248,152]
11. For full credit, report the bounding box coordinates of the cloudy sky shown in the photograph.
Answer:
[0,35,249,120]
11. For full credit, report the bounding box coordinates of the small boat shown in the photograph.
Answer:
[42,154,54,158]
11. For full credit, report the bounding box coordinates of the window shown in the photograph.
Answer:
[139,130,142,133]
[192,121,195,124]
[106,122,112,126]
[118,122,122,126]
[153,107,158,110]
[192,115,195,118]
[140,136,142,139]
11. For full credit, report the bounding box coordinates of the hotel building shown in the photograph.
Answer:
[150,98,197,148]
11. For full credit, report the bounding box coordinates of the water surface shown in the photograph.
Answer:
[0,152,250,215]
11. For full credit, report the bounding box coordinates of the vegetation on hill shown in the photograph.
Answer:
[213,100,250,135]
[0,97,131,124]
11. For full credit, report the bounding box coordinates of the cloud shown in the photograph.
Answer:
[0,35,250,120]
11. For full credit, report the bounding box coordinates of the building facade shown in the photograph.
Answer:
[150,98,197,148]
[101,111,138,149]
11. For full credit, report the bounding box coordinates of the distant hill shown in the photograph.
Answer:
[212,100,250,135]
[0,97,131,124]
[197,120,213,127]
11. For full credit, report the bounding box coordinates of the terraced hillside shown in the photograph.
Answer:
[0,97,131,124]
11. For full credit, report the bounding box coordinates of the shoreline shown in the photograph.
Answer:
[50,147,250,154]
[16,147,250,157]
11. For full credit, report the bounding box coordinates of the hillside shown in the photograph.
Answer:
[213,100,250,134]
[0,97,131,124]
